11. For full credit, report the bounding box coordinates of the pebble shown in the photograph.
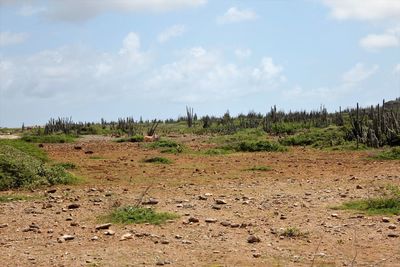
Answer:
[91,236,99,241]
[382,217,390,223]
[247,235,261,243]
[120,233,133,241]
[143,198,159,205]
[253,253,261,258]
[58,235,75,242]
[215,199,227,205]
[67,203,80,209]
[0,223,8,228]
[221,221,231,227]
[388,233,399,238]
[188,217,199,223]
[205,218,217,223]
[95,223,112,230]
[388,224,397,230]
[104,230,115,236]
[331,213,339,218]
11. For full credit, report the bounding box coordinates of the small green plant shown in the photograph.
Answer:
[103,206,178,225]
[0,139,48,161]
[244,165,273,171]
[372,147,400,160]
[21,134,76,143]
[89,156,106,160]
[203,148,232,155]
[280,227,308,238]
[115,135,144,143]
[53,162,76,169]
[0,194,41,203]
[143,157,172,164]
[335,185,400,215]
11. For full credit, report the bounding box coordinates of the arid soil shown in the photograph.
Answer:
[1,136,399,267]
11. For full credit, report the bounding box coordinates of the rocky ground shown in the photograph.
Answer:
[0,137,399,266]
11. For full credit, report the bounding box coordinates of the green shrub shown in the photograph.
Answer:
[143,157,172,164]
[148,139,180,148]
[0,143,78,190]
[53,162,76,169]
[203,148,232,155]
[115,135,144,143]
[280,227,308,238]
[224,140,287,152]
[279,127,346,148]
[103,206,178,225]
[21,134,76,143]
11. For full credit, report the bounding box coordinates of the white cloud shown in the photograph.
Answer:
[342,63,379,83]
[158,25,186,43]
[18,4,47,16]
[394,64,400,74]
[360,33,399,51]
[0,31,29,46]
[234,48,252,59]
[252,57,285,82]
[322,0,400,21]
[45,0,207,22]
[217,7,258,24]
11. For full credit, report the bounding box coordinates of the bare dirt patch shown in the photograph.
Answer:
[1,137,399,266]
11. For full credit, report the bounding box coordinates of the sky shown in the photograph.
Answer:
[0,0,399,127]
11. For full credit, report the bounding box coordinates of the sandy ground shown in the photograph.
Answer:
[0,137,399,267]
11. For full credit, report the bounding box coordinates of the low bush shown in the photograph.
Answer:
[244,166,273,171]
[224,140,287,152]
[372,147,400,160]
[115,135,144,143]
[53,162,76,170]
[143,157,172,164]
[279,127,346,148]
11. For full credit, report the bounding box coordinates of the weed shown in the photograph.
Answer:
[143,157,172,164]
[279,127,347,148]
[203,148,232,155]
[103,206,178,225]
[0,139,48,161]
[280,227,309,238]
[244,166,273,171]
[224,140,287,152]
[89,156,106,160]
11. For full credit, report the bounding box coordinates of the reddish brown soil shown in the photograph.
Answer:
[1,137,399,267]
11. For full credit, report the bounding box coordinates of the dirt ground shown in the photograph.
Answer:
[1,136,399,267]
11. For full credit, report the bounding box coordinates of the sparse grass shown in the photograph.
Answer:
[103,206,179,225]
[142,157,172,164]
[53,162,76,169]
[280,227,309,238]
[372,147,400,160]
[334,185,400,215]
[0,194,42,202]
[115,135,144,143]
[21,134,76,143]
[244,165,273,171]
[146,139,184,152]
[203,148,232,155]
[89,156,106,160]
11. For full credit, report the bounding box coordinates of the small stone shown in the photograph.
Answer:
[188,217,199,223]
[198,195,207,200]
[247,235,261,243]
[156,260,165,266]
[161,239,170,244]
[175,235,182,239]
[120,233,133,241]
[181,239,191,244]
[0,223,8,228]
[230,223,240,228]
[253,253,261,258]
[67,203,80,209]
[280,214,287,220]
[60,234,75,241]
[91,236,99,241]
[212,205,221,210]
[95,223,112,230]
[204,193,213,197]
[215,199,227,205]
[388,224,397,230]
[104,230,115,236]
[143,198,159,205]
[220,221,231,227]
[331,213,339,218]
[47,189,57,194]
[205,218,217,223]
[382,217,390,223]
[388,233,399,238]
[70,222,79,227]
[356,185,363,189]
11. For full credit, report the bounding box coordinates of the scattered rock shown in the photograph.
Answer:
[221,221,231,227]
[161,239,170,244]
[0,223,8,228]
[59,234,75,242]
[331,213,339,218]
[67,203,80,209]
[91,236,99,241]
[143,198,159,205]
[198,195,207,200]
[74,146,82,150]
[120,233,133,241]
[388,224,397,230]
[215,199,227,205]
[188,217,199,223]
[382,217,390,223]
[181,240,192,244]
[388,233,399,238]
[47,189,57,194]
[247,235,261,243]
[95,223,112,230]
[104,230,115,236]
[356,185,363,189]
[253,253,261,258]
[205,218,217,223]
[212,205,221,210]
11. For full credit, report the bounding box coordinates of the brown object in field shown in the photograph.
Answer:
[144,134,160,142]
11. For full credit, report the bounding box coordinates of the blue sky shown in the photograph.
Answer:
[0,0,399,127]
